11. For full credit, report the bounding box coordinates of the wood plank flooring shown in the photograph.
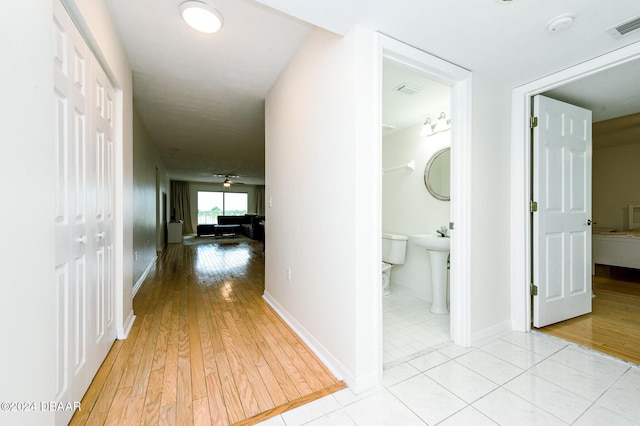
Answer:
[539,270,640,365]
[71,239,344,425]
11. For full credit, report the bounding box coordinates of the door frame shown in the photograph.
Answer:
[378,34,473,347]
[510,42,640,332]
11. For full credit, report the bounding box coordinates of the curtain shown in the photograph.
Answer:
[254,185,265,216]
[170,181,194,234]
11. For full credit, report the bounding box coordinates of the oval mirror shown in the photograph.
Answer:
[424,147,450,201]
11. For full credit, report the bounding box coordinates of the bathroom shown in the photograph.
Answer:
[381,60,452,368]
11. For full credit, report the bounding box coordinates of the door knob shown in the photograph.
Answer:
[586,219,592,226]
[77,235,87,244]
[97,232,105,239]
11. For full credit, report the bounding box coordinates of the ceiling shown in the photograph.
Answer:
[106,0,313,185]
[105,0,640,184]
[382,61,450,135]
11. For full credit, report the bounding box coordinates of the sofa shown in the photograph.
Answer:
[197,214,264,240]
[242,215,265,241]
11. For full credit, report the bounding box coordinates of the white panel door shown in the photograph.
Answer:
[89,53,117,375]
[53,1,116,423]
[533,95,592,327]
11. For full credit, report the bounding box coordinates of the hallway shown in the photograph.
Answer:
[71,239,344,425]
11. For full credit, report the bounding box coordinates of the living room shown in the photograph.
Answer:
[166,181,266,239]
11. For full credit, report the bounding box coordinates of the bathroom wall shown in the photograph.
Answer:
[382,122,450,301]
[593,141,640,230]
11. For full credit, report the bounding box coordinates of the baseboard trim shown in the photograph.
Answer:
[471,320,512,346]
[117,310,136,340]
[263,292,360,391]
[132,255,157,298]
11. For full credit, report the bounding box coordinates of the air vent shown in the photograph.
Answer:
[607,15,640,39]
[394,82,422,95]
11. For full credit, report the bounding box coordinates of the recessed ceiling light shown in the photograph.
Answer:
[180,1,224,33]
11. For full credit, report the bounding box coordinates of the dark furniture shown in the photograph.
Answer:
[196,224,217,236]
[196,215,265,240]
[242,215,265,241]
[214,224,241,237]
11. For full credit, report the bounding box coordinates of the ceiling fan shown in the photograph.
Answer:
[213,173,243,187]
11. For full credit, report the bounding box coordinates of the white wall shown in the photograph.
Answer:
[264,26,380,391]
[470,75,512,339]
[264,25,517,389]
[0,1,56,423]
[593,142,640,230]
[382,123,450,300]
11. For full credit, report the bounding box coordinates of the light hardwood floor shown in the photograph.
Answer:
[539,268,640,365]
[71,239,344,425]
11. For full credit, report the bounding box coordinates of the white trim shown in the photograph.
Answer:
[510,42,640,332]
[378,34,473,348]
[262,292,367,390]
[117,310,136,340]
[132,255,157,298]
[61,0,119,86]
[471,320,512,347]
[449,74,473,347]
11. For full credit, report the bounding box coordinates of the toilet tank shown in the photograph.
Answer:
[382,233,408,265]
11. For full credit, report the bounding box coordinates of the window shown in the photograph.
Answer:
[197,191,248,224]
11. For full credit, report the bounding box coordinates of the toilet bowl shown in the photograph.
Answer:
[381,233,408,295]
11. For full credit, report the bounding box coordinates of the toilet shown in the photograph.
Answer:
[381,232,408,295]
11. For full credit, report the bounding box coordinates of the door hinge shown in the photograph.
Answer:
[531,284,538,296]
[530,116,538,128]
[530,200,538,212]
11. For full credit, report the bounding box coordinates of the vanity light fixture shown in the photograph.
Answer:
[180,1,224,33]
[433,112,451,133]
[421,112,451,137]
[420,117,434,136]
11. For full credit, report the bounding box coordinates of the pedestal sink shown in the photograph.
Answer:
[410,234,450,314]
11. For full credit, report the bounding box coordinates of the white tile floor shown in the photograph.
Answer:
[382,290,451,368]
[258,331,640,425]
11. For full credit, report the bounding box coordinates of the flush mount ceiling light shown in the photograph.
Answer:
[180,1,224,33]
[223,178,231,188]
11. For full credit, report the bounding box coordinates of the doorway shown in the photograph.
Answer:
[530,95,593,328]
[377,34,473,368]
[511,42,640,333]
[381,60,452,367]
[529,87,640,363]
